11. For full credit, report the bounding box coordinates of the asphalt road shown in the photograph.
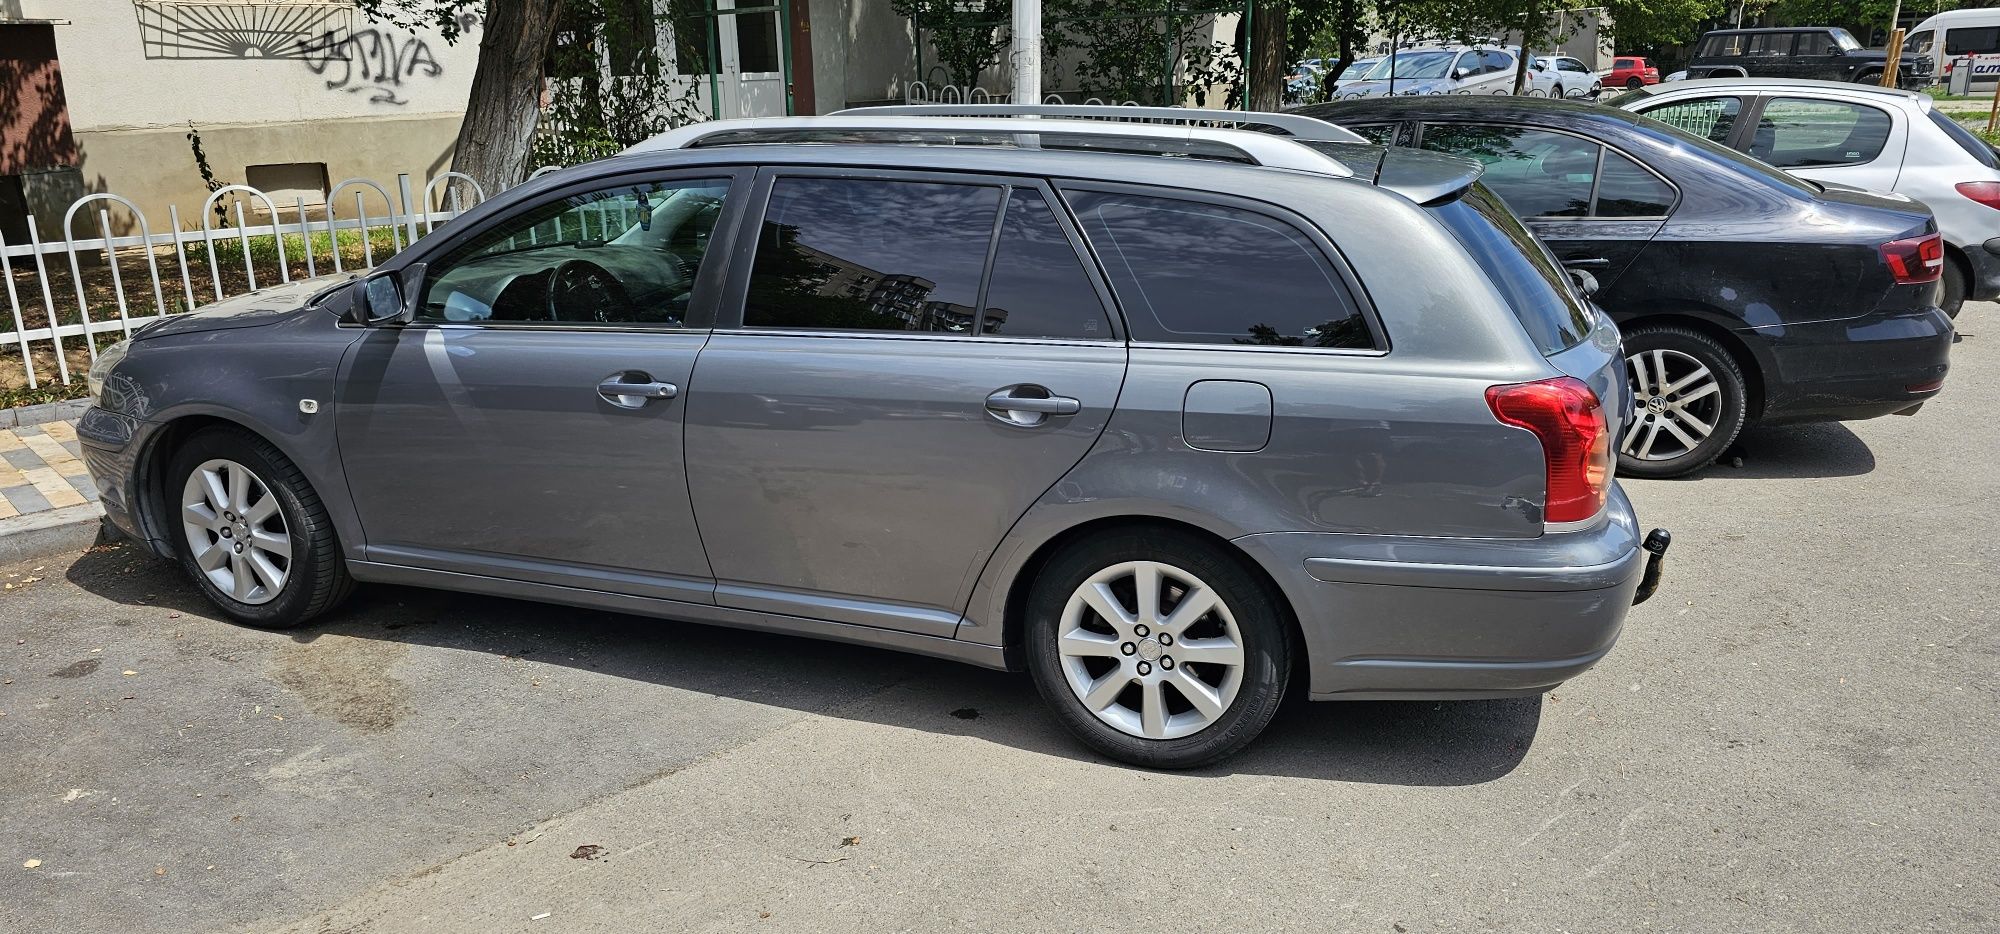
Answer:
[3,306,1996,934]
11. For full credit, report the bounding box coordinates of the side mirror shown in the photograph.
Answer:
[1453,67,1472,79]
[1568,268,1601,298]
[350,264,425,325]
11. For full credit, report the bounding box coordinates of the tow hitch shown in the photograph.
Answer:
[1632,528,1671,606]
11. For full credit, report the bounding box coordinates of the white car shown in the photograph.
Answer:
[1617,77,2000,315]
[1534,55,1605,99]
[1337,46,1560,99]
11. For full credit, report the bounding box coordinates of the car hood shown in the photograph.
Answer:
[135,274,353,341]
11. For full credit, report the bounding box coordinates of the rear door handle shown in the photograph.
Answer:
[985,386,1081,427]
[598,374,679,408]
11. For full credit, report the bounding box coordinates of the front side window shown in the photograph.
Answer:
[1749,97,1893,168]
[745,177,998,332]
[1066,190,1372,349]
[1562,59,1589,73]
[1641,96,1743,145]
[419,178,729,325]
[1829,28,1863,52]
[1420,124,1597,218]
[1794,32,1834,56]
[1904,30,1934,56]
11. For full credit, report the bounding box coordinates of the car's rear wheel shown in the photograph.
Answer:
[1941,257,1967,319]
[1617,327,1749,479]
[1024,529,1291,769]
[1553,83,1565,98]
[170,427,352,629]
[1626,76,1644,89]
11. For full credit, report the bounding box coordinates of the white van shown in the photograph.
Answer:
[1905,8,2000,90]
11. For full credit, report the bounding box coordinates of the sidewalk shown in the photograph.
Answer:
[0,416,107,564]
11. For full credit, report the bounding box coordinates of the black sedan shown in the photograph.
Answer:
[1295,97,1952,478]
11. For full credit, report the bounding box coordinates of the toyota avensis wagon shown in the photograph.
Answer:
[78,110,1668,768]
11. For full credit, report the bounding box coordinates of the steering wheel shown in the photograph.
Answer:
[545,259,634,323]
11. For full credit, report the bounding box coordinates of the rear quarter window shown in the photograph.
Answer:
[1064,189,1375,349]
[1929,109,2000,169]
[1427,184,1592,355]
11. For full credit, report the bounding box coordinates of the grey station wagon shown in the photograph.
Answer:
[78,108,1668,768]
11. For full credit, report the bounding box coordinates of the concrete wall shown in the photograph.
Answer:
[11,0,477,224]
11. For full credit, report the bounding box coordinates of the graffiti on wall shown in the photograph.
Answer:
[135,0,355,59]
[297,27,435,106]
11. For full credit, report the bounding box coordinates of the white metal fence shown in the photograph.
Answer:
[1,171,492,392]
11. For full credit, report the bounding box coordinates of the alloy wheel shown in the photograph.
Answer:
[1055,560,1246,740]
[1624,348,1723,462]
[180,458,291,605]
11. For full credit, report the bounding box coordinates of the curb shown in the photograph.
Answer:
[0,503,111,567]
[0,398,91,430]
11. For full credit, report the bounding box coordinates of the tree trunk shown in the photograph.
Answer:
[451,0,566,196]
[1249,1,1287,111]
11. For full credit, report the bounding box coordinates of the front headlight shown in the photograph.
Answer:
[86,339,131,402]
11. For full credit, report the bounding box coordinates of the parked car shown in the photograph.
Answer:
[1608,56,1661,89]
[77,109,1667,770]
[1339,45,1561,98]
[1900,8,2000,90]
[1297,96,1952,478]
[1685,27,1933,88]
[1330,56,1382,93]
[1614,77,2000,316]
[1664,69,1688,83]
[1535,55,1605,97]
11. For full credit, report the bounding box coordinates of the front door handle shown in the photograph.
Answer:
[598,373,679,409]
[1562,256,1611,268]
[985,386,1082,427]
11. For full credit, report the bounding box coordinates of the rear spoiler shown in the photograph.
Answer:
[1299,141,1485,206]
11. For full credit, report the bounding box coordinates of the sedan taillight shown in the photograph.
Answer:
[1956,181,2000,212]
[1485,377,1610,526]
[1880,233,1944,285]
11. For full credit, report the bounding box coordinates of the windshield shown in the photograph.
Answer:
[1337,60,1377,80]
[1429,183,1592,354]
[1365,50,1458,81]
[1830,28,1863,52]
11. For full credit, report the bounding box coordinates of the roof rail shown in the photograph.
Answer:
[626,116,1357,177]
[833,103,1368,144]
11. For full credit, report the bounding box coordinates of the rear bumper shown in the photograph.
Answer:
[1751,306,1954,424]
[1966,238,2000,302]
[1234,484,1650,701]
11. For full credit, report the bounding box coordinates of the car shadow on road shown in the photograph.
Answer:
[65,547,1540,787]
[1687,421,1876,481]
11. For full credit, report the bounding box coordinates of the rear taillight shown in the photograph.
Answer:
[1880,233,1944,285]
[1485,377,1610,526]
[1957,181,2000,212]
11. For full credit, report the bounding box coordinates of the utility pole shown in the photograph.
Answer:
[1012,0,1043,104]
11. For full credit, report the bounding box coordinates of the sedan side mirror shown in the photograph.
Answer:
[350,264,426,325]
[1453,67,1472,79]
[1568,268,1601,298]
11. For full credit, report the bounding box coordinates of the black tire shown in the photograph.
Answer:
[1626,76,1644,89]
[1941,256,1967,319]
[1854,69,1882,86]
[1553,83,1565,99]
[1617,326,1750,480]
[167,426,352,629]
[1023,528,1292,769]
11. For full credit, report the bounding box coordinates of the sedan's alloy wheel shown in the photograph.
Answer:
[180,458,291,605]
[1624,347,1722,462]
[1056,560,1246,740]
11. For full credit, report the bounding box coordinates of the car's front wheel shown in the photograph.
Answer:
[1617,327,1749,479]
[170,427,352,629]
[1025,529,1291,769]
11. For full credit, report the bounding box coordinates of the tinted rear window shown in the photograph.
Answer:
[1929,109,1999,169]
[1428,184,1592,354]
